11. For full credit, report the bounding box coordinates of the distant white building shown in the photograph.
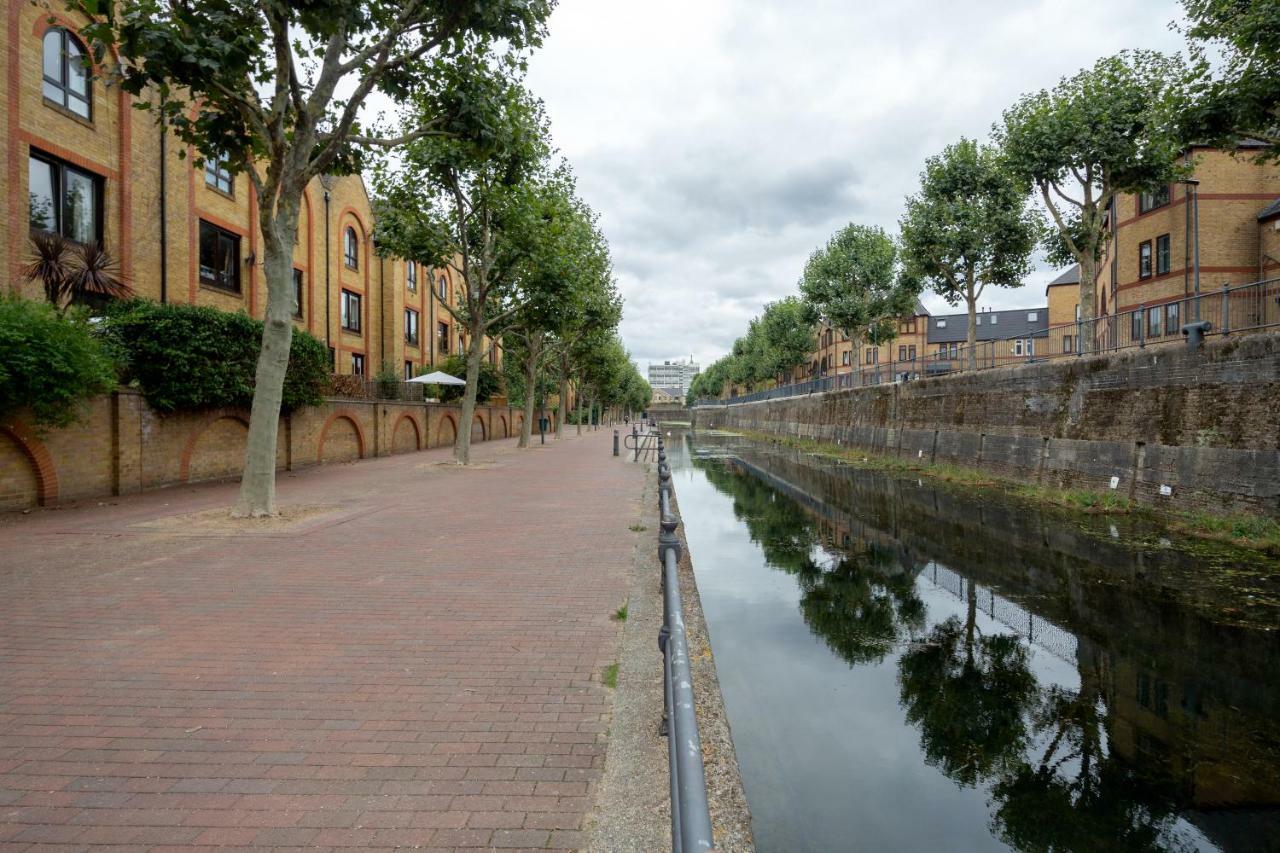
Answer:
[648,360,700,396]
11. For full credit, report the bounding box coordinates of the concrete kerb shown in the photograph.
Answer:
[586,458,754,852]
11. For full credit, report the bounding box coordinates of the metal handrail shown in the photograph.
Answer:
[697,275,1280,407]
[656,439,715,852]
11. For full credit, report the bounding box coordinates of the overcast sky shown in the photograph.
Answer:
[522,0,1189,374]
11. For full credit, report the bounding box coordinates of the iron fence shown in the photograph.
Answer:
[655,439,715,852]
[697,276,1280,407]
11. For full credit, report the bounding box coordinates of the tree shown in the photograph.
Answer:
[1181,0,1280,161]
[997,51,1190,349]
[758,297,816,384]
[900,139,1040,369]
[551,279,622,440]
[374,70,553,464]
[799,224,921,362]
[429,355,500,404]
[79,0,553,515]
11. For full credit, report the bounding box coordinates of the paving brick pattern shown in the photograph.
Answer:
[0,432,642,851]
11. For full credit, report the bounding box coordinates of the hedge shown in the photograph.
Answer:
[102,300,329,413]
[0,295,116,428]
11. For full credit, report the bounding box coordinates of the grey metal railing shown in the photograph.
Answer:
[656,437,715,852]
[625,425,661,462]
[697,275,1280,407]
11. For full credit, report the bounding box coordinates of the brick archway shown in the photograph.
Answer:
[179,410,250,483]
[0,421,58,506]
[435,413,458,448]
[317,410,367,462]
[471,414,487,443]
[391,413,422,452]
[498,414,509,439]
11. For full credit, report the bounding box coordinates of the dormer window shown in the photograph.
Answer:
[1027,311,1038,322]
[936,319,947,328]
[344,226,358,270]
[42,28,91,120]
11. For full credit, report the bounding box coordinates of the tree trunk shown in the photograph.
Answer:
[1079,254,1097,354]
[576,391,584,436]
[454,330,484,465]
[557,357,568,440]
[518,336,539,448]
[966,285,978,372]
[233,196,301,518]
[965,578,977,668]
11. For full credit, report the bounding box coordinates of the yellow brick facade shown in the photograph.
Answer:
[1,0,498,380]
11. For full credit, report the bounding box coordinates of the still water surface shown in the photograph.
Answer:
[666,429,1280,853]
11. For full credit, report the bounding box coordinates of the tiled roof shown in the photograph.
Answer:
[1048,265,1081,286]
[926,307,1050,343]
[1258,198,1280,221]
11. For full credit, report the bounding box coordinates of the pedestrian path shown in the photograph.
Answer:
[0,431,644,851]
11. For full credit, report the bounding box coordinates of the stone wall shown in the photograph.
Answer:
[0,392,533,510]
[693,334,1280,516]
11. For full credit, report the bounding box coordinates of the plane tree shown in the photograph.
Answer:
[78,0,553,514]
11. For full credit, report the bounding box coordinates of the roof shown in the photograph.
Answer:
[653,386,684,398]
[1258,198,1280,222]
[912,300,930,317]
[1047,265,1081,287]
[926,307,1049,343]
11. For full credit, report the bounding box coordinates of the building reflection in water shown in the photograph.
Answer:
[683,431,1280,853]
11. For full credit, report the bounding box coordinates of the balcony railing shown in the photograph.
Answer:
[696,276,1280,407]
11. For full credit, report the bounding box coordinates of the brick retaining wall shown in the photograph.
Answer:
[0,392,533,510]
[693,334,1280,517]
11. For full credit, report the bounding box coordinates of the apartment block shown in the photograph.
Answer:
[1,1,497,380]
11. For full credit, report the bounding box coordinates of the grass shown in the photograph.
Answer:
[612,600,629,622]
[724,427,1280,553]
[628,523,647,532]
[602,663,619,689]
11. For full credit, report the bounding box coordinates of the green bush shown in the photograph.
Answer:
[375,362,402,400]
[102,299,328,413]
[429,354,501,404]
[0,295,116,427]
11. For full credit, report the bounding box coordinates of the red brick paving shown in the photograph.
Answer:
[0,432,643,851]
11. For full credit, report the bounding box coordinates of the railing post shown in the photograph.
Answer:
[1222,283,1230,335]
[1138,304,1146,348]
[613,429,619,457]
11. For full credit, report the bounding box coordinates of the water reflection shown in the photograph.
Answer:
[674,430,1280,852]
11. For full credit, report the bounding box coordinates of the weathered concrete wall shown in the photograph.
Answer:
[694,334,1280,516]
[0,392,532,510]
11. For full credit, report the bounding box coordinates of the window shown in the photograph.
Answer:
[989,313,998,324]
[1155,234,1171,275]
[1026,311,1038,322]
[907,345,916,360]
[976,315,982,326]
[437,322,449,353]
[198,221,240,293]
[292,268,304,318]
[1139,185,1170,214]
[1139,241,1153,279]
[204,153,233,195]
[42,28,91,119]
[898,345,906,361]
[406,260,417,292]
[936,319,947,328]
[28,152,101,243]
[937,344,948,359]
[1132,310,1143,342]
[949,343,959,360]
[1063,334,1074,354]
[350,353,364,376]
[1165,301,1180,333]
[437,275,447,302]
[865,348,877,365]
[841,351,850,366]
[405,361,415,380]
[1147,306,1162,337]
[1015,338,1025,356]
[340,289,361,333]
[404,308,420,345]
[344,226,359,269]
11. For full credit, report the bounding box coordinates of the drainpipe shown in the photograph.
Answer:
[158,98,168,303]
[379,254,386,368]
[323,187,332,360]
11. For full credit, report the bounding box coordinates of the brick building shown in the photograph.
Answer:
[1094,145,1280,346]
[1,1,498,380]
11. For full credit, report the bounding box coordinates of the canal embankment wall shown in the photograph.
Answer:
[692,333,1280,517]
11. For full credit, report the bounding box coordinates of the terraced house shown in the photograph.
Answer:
[1,0,499,379]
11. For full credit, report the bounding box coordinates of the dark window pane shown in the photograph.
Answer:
[293,269,304,318]
[63,168,95,244]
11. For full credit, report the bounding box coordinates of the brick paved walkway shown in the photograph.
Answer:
[0,431,644,852]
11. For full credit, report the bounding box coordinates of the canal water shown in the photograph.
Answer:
[665,429,1280,853]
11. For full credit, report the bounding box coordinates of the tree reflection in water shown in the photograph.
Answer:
[692,446,1224,853]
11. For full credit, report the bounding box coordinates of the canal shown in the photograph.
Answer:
[665,428,1280,853]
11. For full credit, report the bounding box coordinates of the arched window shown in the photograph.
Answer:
[343,226,358,269]
[437,275,447,302]
[42,28,91,119]
[406,260,417,292]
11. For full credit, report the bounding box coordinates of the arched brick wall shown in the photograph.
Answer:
[317,411,366,463]
[179,413,251,483]
[471,415,486,443]
[0,422,57,509]
[391,413,421,453]
[434,413,457,448]
[498,414,509,439]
